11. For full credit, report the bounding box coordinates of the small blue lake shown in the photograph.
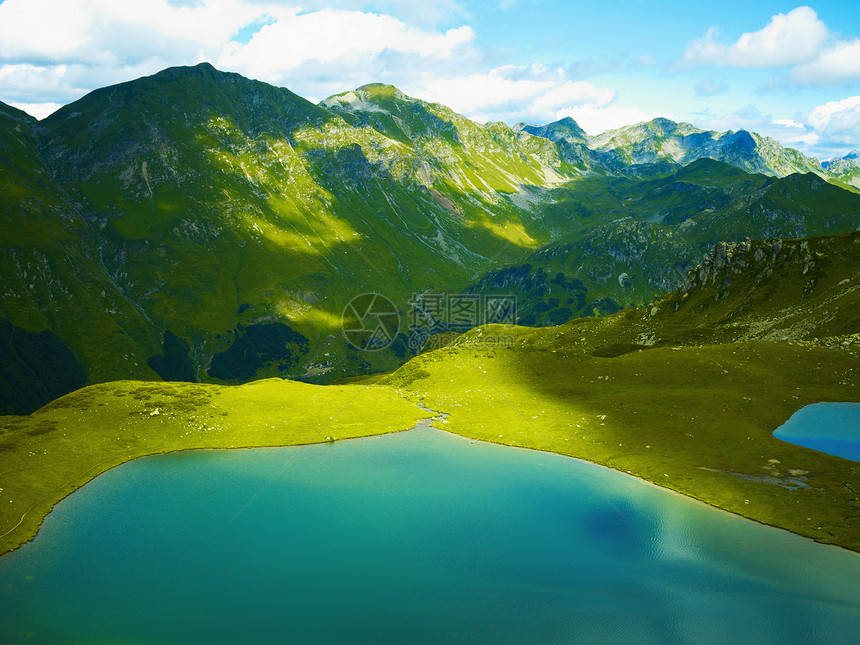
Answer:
[2,427,860,644]
[773,402,860,461]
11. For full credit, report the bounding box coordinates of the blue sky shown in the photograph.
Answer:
[1,0,858,159]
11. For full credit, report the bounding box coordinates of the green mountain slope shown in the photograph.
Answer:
[385,231,860,551]
[465,159,860,326]
[2,63,859,412]
[0,101,160,413]
[17,65,580,390]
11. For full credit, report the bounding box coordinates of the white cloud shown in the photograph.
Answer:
[0,0,277,64]
[791,39,860,85]
[0,0,290,103]
[417,66,665,134]
[297,0,467,25]
[0,0,93,62]
[217,9,474,82]
[773,118,804,129]
[682,6,828,68]
[530,81,616,114]
[418,69,557,115]
[9,102,64,120]
[0,63,68,87]
[803,96,860,146]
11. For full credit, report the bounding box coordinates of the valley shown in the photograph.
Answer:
[1,64,859,558]
[2,231,859,555]
[3,64,860,415]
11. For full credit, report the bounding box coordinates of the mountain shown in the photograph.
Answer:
[517,116,824,178]
[1,64,577,412]
[385,230,860,551]
[2,63,858,413]
[0,101,158,413]
[516,116,589,145]
[823,150,860,190]
[464,158,860,326]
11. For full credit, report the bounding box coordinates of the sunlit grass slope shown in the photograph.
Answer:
[0,379,427,554]
[2,232,858,555]
[386,339,860,551]
[386,232,860,551]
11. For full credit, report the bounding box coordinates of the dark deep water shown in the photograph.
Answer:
[2,427,860,644]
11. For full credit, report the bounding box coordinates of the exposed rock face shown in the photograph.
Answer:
[682,238,817,297]
[661,232,860,345]
[823,151,860,189]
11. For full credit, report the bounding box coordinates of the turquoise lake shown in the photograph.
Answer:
[2,426,860,644]
[773,402,860,461]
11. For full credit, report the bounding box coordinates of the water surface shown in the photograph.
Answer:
[773,402,860,461]
[2,427,860,644]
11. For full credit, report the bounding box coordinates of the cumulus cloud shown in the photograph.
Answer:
[298,0,467,25]
[680,5,860,88]
[0,0,287,111]
[217,9,474,83]
[773,118,804,129]
[682,6,828,68]
[791,39,860,85]
[0,0,274,64]
[803,96,860,147]
[417,66,666,134]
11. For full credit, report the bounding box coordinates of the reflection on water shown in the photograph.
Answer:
[2,427,860,644]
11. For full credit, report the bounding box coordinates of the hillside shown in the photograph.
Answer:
[3,64,574,410]
[2,63,859,413]
[3,232,858,556]
[0,102,158,413]
[465,160,860,326]
[384,231,860,551]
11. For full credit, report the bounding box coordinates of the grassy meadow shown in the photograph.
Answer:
[0,378,428,554]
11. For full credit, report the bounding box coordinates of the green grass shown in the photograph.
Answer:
[384,333,860,552]
[0,378,429,555]
[465,163,860,327]
[5,67,860,403]
[3,233,859,556]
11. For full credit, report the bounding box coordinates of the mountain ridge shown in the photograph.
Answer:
[517,114,824,179]
[1,63,859,413]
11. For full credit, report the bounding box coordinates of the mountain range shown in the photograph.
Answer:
[4,228,859,555]
[2,62,859,414]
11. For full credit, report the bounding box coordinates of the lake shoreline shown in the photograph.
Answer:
[5,414,860,560]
